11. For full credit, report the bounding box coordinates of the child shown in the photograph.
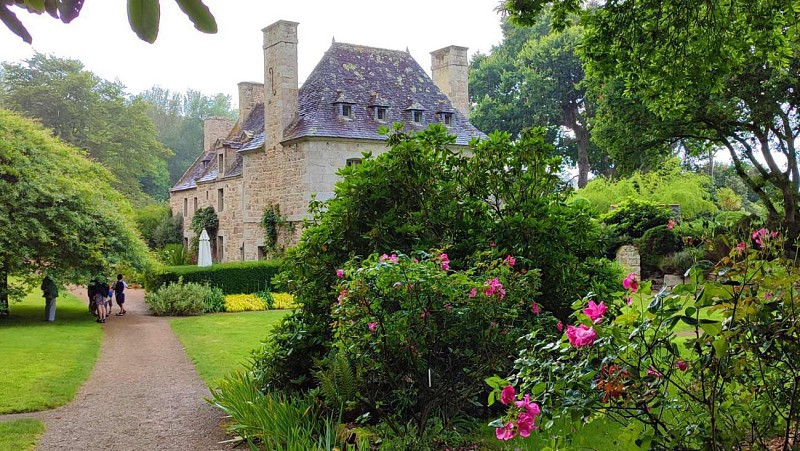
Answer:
[114,274,128,316]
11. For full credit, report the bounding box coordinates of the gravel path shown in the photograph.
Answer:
[1,288,231,450]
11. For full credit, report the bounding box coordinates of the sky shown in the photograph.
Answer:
[0,1,506,106]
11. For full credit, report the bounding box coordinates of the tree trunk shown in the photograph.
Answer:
[564,105,590,188]
[0,262,8,315]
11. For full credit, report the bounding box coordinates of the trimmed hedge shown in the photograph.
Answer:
[145,260,283,295]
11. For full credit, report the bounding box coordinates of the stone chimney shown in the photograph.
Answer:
[262,20,299,147]
[430,45,470,119]
[237,81,264,123]
[203,117,234,152]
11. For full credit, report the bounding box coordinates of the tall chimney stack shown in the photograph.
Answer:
[262,20,299,147]
[237,81,264,123]
[430,45,470,119]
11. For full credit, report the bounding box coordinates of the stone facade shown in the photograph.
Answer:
[616,245,641,278]
[169,20,485,263]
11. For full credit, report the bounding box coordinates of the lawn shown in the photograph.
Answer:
[0,290,102,414]
[169,310,289,387]
[0,419,45,451]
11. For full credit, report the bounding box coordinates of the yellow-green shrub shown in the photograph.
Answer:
[271,293,295,309]
[223,294,266,313]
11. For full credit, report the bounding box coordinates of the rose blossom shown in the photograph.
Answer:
[368,322,378,334]
[500,385,516,405]
[469,288,477,298]
[440,253,450,271]
[336,268,345,278]
[583,300,607,323]
[483,278,506,299]
[647,366,663,378]
[622,273,639,292]
[566,324,597,347]
[504,255,516,267]
[531,302,541,315]
[675,360,688,372]
[556,321,563,332]
[495,422,515,441]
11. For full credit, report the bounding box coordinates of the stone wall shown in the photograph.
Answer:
[237,81,264,123]
[616,245,641,278]
[203,117,235,152]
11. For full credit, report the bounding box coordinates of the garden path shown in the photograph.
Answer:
[1,287,230,450]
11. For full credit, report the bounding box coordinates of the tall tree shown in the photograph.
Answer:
[0,109,151,314]
[0,53,172,204]
[470,16,605,186]
[504,0,800,243]
[137,86,235,184]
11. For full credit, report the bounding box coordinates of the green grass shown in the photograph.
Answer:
[477,416,637,450]
[0,291,102,414]
[0,419,45,451]
[169,310,289,387]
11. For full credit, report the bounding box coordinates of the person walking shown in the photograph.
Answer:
[94,278,109,323]
[41,275,58,322]
[114,273,128,316]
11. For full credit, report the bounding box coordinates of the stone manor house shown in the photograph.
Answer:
[169,20,485,262]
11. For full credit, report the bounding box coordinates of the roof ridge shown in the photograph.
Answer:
[328,41,409,55]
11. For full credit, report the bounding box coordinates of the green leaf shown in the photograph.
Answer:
[699,320,722,337]
[712,336,728,357]
[174,0,217,33]
[24,0,46,12]
[127,0,160,43]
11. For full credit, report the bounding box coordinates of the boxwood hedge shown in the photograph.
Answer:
[145,260,283,295]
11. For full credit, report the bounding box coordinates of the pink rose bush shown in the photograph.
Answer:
[566,324,597,347]
[622,273,639,292]
[483,277,506,299]
[582,300,607,323]
[489,382,541,441]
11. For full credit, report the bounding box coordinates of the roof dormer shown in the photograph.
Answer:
[406,100,425,125]
[333,91,356,120]
[368,93,390,122]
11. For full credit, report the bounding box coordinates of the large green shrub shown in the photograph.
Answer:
[134,203,171,249]
[637,225,683,274]
[600,199,673,242]
[144,260,282,295]
[144,278,209,316]
[255,126,619,394]
[152,212,183,249]
[324,252,552,432]
[190,206,218,255]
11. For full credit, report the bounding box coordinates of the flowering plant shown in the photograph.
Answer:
[492,228,800,449]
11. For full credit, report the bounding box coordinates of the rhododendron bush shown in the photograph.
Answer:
[329,251,555,432]
[491,229,800,449]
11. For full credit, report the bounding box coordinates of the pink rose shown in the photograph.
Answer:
[675,360,688,372]
[647,366,663,378]
[469,288,477,298]
[439,253,450,271]
[500,384,516,405]
[504,255,516,267]
[368,322,378,334]
[667,219,675,230]
[583,300,607,323]
[622,273,639,292]
[556,321,563,332]
[495,422,515,441]
[483,278,506,299]
[531,302,540,315]
[379,253,389,262]
[566,324,597,347]
[336,268,345,278]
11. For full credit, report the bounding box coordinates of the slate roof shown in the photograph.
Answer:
[283,42,485,145]
[171,104,265,192]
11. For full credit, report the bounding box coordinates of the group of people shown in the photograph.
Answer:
[88,274,128,323]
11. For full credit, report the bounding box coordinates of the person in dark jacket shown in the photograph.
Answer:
[41,275,58,322]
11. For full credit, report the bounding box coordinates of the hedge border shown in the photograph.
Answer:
[145,260,283,295]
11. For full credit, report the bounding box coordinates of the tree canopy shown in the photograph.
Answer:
[0,53,172,204]
[0,0,216,44]
[0,108,152,313]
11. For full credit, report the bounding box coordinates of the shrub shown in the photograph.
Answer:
[715,210,751,230]
[223,294,266,312]
[659,248,703,275]
[255,290,274,309]
[159,243,188,266]
[716,187,742,211]
[600,199,673,242]
[637,225,683,274]
[144,278,209,316]
[271,293,295,309]
[134,203,171,249]
[203,286,225,313]
[144,260,282,294]
[152,212,183,249]
[322,252,555,433]
[496,229,800,449]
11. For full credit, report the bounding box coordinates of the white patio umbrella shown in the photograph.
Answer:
[197,229,212,267]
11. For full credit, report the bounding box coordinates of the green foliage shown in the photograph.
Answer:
[159,243,188,266]
[325,252,553,433]
[600,199,673,242]
[659,248,703,276]
[714,211,751,231]
[137,87,236,184]
[152,211,183,249]
[259,205,292,255]
[0,54,172,205]
[314,350,360,414]
[637,225,683,274]
[203,286,224,313]
[715,187,742,211]
[145,260,282,295]
[208,372,347,450]
[578,160,718,219]
[189,206,218,255]
[257,126,617,395]
[1,0,216,44]
[144,277,208,316]
[505,229,800,449]
[0,108,152,311]
[134,203,171,249]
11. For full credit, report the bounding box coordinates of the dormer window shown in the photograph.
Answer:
[440,112,453,126]
[340,103,353,119]
[411,110,423,124]
[333,91,356,120]
[375,107,387,121]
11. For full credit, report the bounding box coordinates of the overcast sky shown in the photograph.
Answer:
[0,1,505,106]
